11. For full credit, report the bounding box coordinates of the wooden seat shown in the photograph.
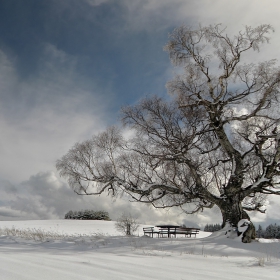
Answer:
[174,227,200,237]
[143,227,159,237]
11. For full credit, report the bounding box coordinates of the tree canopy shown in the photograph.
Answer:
[57,24,280,243]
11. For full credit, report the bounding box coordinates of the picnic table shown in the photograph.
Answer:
[143,225,200,238]
[156,225,180,238]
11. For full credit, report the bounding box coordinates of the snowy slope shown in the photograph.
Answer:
[0,220,279,279]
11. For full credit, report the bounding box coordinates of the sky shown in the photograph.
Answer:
[0,0,280,226]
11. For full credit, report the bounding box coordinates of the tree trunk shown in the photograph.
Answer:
[126,224,131,235]
[218,196,256,243]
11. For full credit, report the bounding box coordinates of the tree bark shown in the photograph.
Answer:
[241,222,256,243]
[218,196,256,243]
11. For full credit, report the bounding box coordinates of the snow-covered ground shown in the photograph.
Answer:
[0,220,279,279]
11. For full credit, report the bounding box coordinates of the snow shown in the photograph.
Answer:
[0,220,279,279]
[243,172,270,190]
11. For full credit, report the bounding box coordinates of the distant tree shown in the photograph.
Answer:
[277,225,280,239]
[204,223,222,232]
[64,210,73,219]
[64,210,110,220]
[115,213,139,236]
[256,225,264,238]
[256,223,280,239]
[72,211,78,219]
[57,24,280,243]
[265,224,273,238]
[264,223,280,238]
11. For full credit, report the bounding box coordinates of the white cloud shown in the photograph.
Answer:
[129,0,280,69]
[265,195,280,221]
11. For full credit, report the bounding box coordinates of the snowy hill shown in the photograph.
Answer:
[0,220,279,279]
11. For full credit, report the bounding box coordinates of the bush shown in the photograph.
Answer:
[64,210,110,220]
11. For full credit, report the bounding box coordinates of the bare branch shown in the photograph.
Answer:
[57,24,279,242]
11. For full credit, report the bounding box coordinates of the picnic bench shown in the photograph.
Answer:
[174,227,200,237]
[143,225,200,238]
[143,227,160,238]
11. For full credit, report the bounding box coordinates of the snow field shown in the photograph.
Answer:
[0,220,279,279]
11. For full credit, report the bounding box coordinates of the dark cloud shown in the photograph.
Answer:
[1,180,17,194]
[0,171,276,228]
[0,171,193,224]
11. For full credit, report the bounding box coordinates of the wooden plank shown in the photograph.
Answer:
[143,227,160,238]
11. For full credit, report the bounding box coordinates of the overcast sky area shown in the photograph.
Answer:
[0,0,280,227]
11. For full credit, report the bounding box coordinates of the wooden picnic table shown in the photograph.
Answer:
[143,225,200,238]
[156,225,180,238]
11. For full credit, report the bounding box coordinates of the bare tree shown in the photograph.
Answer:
[56,24,280,243]
[115,213,139,236]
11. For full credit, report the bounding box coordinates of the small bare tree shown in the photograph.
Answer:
[115,213,139,236]
[57,24,280,243]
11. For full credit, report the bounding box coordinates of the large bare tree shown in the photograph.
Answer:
[57,24,280,243]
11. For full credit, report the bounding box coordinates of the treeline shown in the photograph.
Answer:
[256,224,280,239]
[204,223,280,239]
[64,210,110,220]
[204,223,222,232]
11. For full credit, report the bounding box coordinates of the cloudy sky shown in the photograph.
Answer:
[0,0,280,227]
